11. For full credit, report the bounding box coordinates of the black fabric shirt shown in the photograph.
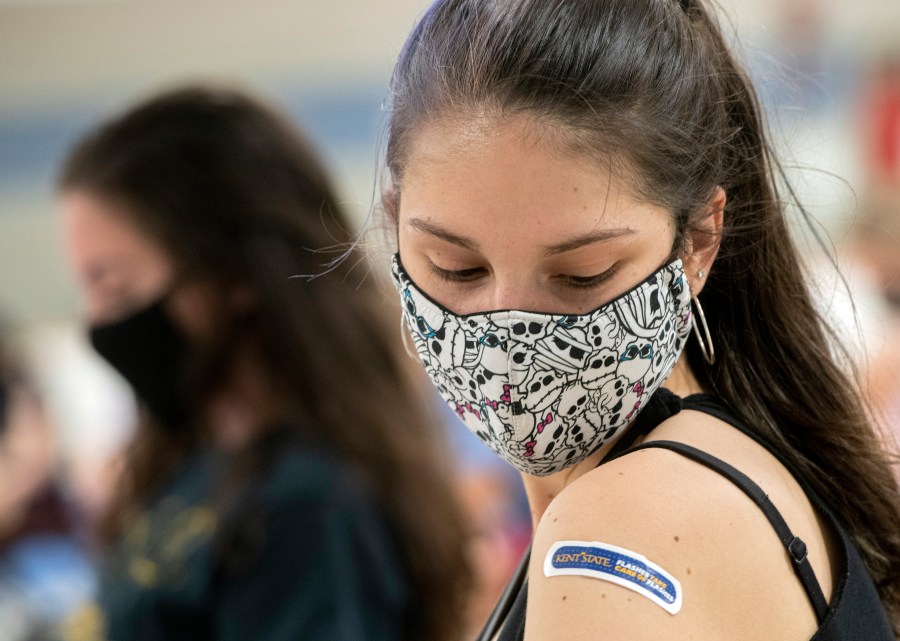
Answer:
[493,391,894,641]
[83,438,408,641]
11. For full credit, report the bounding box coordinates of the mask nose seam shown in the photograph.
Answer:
[504,310,527,455]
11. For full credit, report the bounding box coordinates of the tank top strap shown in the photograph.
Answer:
[622,387,684,437]
[614,438,830,623]
[676,393,849,533]
[611,389,832,623]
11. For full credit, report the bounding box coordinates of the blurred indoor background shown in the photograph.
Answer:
[1,0,899,638]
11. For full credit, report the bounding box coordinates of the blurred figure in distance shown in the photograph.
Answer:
[58,85,470,641]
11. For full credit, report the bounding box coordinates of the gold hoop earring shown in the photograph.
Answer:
[691,296,715,365]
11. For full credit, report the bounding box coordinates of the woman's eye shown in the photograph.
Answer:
[558,264,618,289]
[427,261,486,283]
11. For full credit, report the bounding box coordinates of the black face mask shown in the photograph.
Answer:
[89,297,190,429]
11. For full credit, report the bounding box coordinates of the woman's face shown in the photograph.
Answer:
[61,190,213,336]
[397,116,685,316]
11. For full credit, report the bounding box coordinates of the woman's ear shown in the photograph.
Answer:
[683,186,725,297]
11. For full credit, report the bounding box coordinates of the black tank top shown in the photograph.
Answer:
[483,390,894,641]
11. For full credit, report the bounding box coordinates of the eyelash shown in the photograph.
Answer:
[559,266,618,289]
[426,260,619,289]
[427,261,485,283]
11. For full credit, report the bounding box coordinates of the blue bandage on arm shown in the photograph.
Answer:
[544,540,682,614]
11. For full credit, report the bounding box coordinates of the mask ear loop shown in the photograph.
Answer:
[399,313,418,359]
[690,296,715,365]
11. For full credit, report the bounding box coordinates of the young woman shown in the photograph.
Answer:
[382,1,900,639]
[58,85,469,641]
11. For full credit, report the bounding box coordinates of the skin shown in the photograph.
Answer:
[0,386,56,536]
[397,115,839,641]
[61,190,275,450]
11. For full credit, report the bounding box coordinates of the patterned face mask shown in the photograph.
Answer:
[391,254,693,476]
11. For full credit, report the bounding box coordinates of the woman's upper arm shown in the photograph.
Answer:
[523,449,748,641]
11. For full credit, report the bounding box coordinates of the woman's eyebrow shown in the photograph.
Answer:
[406,217,634,255]
[406,218,480,251]
[544,228,635,255]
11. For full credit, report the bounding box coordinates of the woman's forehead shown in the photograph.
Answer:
[403,112,614,173]
[398,116,669,247]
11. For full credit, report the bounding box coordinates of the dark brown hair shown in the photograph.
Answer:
[385,0,900,632]
[0,325,21,435]
[61,85,470,641]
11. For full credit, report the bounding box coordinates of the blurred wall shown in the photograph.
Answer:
[0,0,441,324]
[2,0,900,458]
[2,0,899,325]
[0,0,443,480]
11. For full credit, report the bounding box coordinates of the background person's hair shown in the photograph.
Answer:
[60,85,470,641]
[0,325,24,435]
[0,320,32,426]
[385,0,900,631]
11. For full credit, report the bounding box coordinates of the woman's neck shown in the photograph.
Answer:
[519,447,607,529]
[519,356,703,529]
[207,343,283,451]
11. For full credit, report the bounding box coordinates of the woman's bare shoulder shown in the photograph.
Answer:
[524,410,826,641]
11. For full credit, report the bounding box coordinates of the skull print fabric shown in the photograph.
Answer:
[391,255,694,476]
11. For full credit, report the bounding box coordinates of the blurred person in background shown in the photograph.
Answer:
[863,56,900,187]
[382,0,900,639]
[848,185,900,448]
[0,328,94,641]
[443,405,531,639]
[848,54,900,465]
[56,85,469,641]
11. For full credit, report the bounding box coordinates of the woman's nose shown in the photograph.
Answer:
[486,276,545,313]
